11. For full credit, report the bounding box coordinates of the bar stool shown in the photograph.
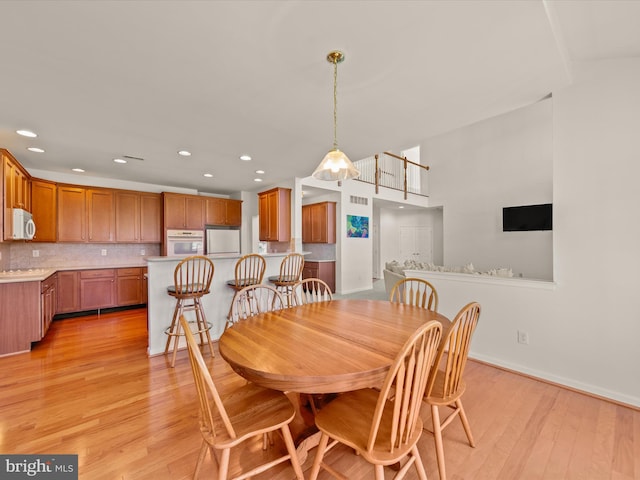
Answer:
[164,255,215,368]
[268,253,304,307]
[226,253,266,291]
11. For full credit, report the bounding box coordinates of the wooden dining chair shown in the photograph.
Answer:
[164,255,215,367]
[226,284,285,330]
[293,277,333,305]
[423,301,481,480]
[308,320,442,480]
[268,253,305,307]
[389,277,439,312]
[225,254,266,291]
[179,316,304,480]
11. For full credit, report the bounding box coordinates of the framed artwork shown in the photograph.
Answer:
[346,215,369,238]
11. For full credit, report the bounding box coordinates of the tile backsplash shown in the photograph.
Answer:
[5,242,160,269]
[302,243,336,261]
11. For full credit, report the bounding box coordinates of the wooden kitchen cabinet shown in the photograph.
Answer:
[31,179,57,242]
[80,269,116,310]
[56,270,80,313]
[57,186,86,242]
[163,192,205,230]
[41,273,57,337]
[115,191,161,243]
[302,260,336,293]
[258,187,291,242]
[116,267,144,306]
[2,149,31,240]
[0,281,41,355]
[140,193,162,242]
[302,201,336,243]
[205,197,242,227]
[87,189,115,242]
[57,185,117,243]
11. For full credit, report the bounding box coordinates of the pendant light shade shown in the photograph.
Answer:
[312,51,360,182]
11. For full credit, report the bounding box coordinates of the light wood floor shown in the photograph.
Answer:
[1,308,638,479]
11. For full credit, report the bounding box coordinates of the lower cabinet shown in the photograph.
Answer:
[57,271,80,313]
[302,261,336,293]
[41,274,57,337]
[116,267,144,306]
[80,269,116,310]
[56,267,147,315]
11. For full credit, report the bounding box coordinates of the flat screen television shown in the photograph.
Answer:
[502,203,552,231]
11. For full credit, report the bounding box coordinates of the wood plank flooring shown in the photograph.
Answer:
[0,308,638,479]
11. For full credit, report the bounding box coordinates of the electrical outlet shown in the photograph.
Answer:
[140,249,146,256]
[101,249,107,256]
[517,330,530,345]
[32,250,39,257]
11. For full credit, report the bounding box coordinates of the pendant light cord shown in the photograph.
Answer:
[333,59,338,150]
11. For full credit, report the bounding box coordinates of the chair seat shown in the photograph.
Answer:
[208,382,297,448]
[167,283,208,295]
[226,278,261,288]
[268,275,299,283]
[314,388,423,465]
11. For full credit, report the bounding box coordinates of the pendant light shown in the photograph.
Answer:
[312,50,360,182]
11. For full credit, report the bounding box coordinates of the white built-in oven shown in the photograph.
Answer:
[166,229,204,256]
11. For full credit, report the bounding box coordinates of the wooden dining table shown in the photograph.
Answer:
[218,298,451,395]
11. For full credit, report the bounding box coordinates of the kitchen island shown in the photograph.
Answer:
[145,252,305,356]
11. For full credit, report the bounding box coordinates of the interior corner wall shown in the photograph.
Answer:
[425,99,553,280]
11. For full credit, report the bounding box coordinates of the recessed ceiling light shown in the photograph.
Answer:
[17,129,37,138]
[27,147,45,153]
[72,168,85,173]
[254,178,263,182]
[178,150,191,156]
[113,158,127,164]
[203,173,213,178]
[255,169,265,174]
[240,155,252,161]
[398,206,404,209]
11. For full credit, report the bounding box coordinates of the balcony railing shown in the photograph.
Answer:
[353,151,429,199]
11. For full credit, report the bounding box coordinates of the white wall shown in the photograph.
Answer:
[425,99,554,280]
[419,58,640,407]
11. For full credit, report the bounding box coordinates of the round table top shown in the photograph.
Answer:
[218,298,451,394]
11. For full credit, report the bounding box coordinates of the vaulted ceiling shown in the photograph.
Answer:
[1,1,639,195]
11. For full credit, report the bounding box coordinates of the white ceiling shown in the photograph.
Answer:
[1,1,639,195]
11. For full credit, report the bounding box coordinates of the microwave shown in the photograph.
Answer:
[12,208,36,240]
[166,229,204,256]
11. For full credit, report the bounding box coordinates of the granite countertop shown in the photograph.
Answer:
[0,263,147,284]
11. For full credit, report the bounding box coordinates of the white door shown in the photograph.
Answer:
[400,226,433,263]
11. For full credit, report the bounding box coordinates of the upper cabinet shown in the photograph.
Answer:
[205,197,242,227]
[163,192,205,231]
[57,185,87,242]
[58,187,115,243]
[45,184,160,244]
[31,179,57,242]
[2,149,31,240]
[115,191,161,243]
[87,188,115,242]
[258,187,291,242]
[302,201,336,244]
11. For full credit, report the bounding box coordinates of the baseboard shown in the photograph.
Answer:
[469,352,640,411]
